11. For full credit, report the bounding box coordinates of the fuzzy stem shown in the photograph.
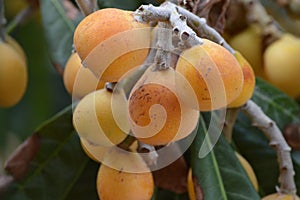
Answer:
[0,0,6,42]
[75,0,97,16]
[241,100,296,194]
[117,135,136,151]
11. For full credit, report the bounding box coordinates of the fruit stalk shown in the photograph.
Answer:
[117,134,136,151]
[0,0,6,42]
[223,108,240,143]
[241,100,296,195]
[75,0,98,16]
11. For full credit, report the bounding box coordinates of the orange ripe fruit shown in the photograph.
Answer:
[73,8,150,82]
[63,52,105,99]
[228,51,256,108]
[176,39,243,111]
[73,89,129,146]
[128,67,199,146]
[6,35,27,63]
[0,42,27,108]
[97,147,154,200]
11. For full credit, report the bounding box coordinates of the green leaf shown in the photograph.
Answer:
[40,0,82,67]
[3,106,99,200]
[251,78,300,128]
[233,78,300,195]
[190,114,260,200]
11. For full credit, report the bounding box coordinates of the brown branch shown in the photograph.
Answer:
[241,100,296,194]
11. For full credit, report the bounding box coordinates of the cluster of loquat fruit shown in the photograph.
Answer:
[61,6,293,200]
[0,34,27,108]
[229,24,300,98]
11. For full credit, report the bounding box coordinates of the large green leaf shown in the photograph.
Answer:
[190,115,260,200]
[40,0,82,67]
[233,78,300,196]
[3,106,99,200]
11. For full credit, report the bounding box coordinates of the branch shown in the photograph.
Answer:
[169,2,235,53]
[259,0,300,36]
[153,22,173,70]
[135,3,203,49]
[135,2,235,53]
[241,100,296,195]
[237,0,283,44]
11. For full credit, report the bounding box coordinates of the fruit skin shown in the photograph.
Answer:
[6,35,27,63]
[235,152,259,191]
[229,25,266,78]
[97,147,154,200]
[176,39,243,111]
[129,83,181,145]
[63,53,104,99]
[128,67,199,145]
[73,89,129,146]
[262,193,300,200]
[228,51,256,108]
[80,138,108,162]
[264,34,300,98]
[0,42,27,108]
[73,8,150,82]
